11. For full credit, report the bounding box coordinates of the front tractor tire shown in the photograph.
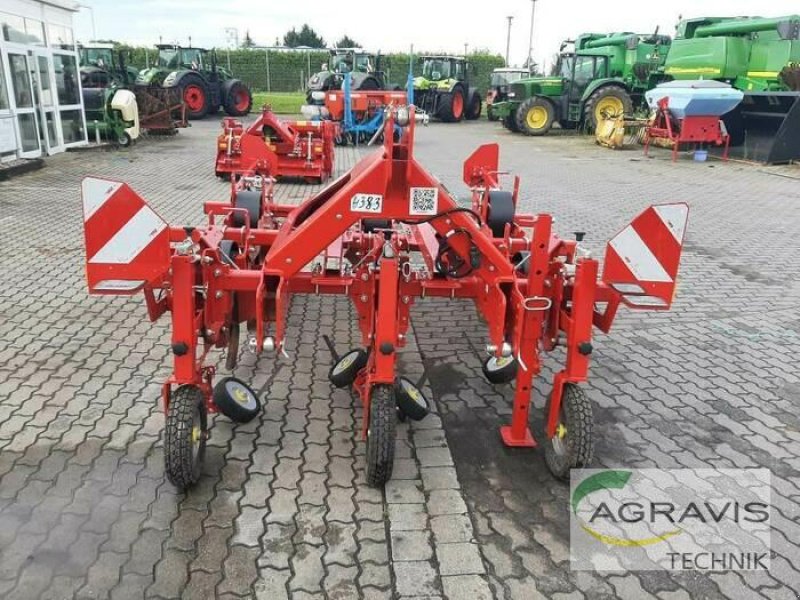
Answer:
[366,384,397,487]
[502,113,520,132]
[516,97,555,136]
[543,383,594,481]
[224,81,252,117]
[165,385,208,490]
[584,85,632,132]
[180,73,209,119]
[438,87,466,123]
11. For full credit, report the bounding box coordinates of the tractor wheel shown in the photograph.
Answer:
[366,384,397,487]
[224,82,252,117]
[544,383,594,481]
[356,76,381,91]
[487,105,499,121]
[180,74,209,119]
[465,90,482,120]
[329,349,368,388]
[395,377,430,422]
[213,377,260,423]
[584,85,632,133]
[164,385,207,490]
[503,113,520,132]
[516,97,555,136]
[438,88,466,123]
[482,355,518,384]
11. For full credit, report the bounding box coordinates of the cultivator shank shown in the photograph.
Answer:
[83,108,688,488]
[215,107,336,182]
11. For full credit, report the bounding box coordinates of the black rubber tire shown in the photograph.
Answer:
[395,378,430,421]
[486,190,515,237]
[482,355,518,384]
[329,349,368,388]
[583,85,632,133]
[516,96,555,136]
[178,73,209,119]
[117,130,132,147]
[164,385,207,490]
[213,377,261,423]
[544,383,594,481]
[487,105,499,121]
[465,90,482,120]
[503,112,520,132]
[223,81,252,117]
[232,189,262,228]
[355,76,381,91]
[437,87,466,123]
[366,384,396,487]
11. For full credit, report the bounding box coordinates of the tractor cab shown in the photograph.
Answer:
[305,48,386,106]
[79,44,138,88]
[419,56,467,88]
[487,68,530,120]
[329,48,376,75]
[157,45,209,71]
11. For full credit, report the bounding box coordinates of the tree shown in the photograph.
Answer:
[241,30,256,48]
[335,35,359,49]
[284,24,325,48]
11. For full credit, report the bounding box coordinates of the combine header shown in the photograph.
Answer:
[82,107,688,490]
[215,107,336,183]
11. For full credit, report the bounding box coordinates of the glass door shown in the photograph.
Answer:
[5,49,41,158]
[33,50,63,154]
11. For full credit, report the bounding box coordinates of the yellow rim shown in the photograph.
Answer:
[595,96,624,124]
[556,423,567,439]
[526,106,549,130]
[191,425,201,443]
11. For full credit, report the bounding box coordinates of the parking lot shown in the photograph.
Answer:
[1,118,799,600]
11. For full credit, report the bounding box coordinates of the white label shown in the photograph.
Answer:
[350,193,383,213]
[409,187,438,216]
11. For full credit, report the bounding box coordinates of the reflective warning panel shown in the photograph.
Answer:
[82,177,171,295]
[602,203,689,310]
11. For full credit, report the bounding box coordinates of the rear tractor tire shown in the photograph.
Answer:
[438,88,466,123]
[164,385,208,490]
[583,85,632,133]
[366,384,397,487]
[224,81,252,117]
[516,97,555,136]
[543,383,594,481]
[465,90,482,120]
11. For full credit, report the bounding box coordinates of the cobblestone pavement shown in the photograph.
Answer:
[0,117,798,599]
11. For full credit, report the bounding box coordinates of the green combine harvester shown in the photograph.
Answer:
[492,32,670,135]
[665,15,800,163]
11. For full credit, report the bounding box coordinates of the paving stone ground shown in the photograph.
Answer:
[0,117,798,600]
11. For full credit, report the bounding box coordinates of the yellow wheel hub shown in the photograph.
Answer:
[526,106,549,130]
[191,426,201,443]
[595,96,624,124]
[556,423,567,439]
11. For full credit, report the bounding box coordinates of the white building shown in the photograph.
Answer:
[0,0,87,162]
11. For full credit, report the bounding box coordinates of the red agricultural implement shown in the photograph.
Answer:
[323,88,409,122]
[644,96,732,161]
[82,107,688,490]
[215,107,337,183]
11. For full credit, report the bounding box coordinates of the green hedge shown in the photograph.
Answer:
[120,47,505,94]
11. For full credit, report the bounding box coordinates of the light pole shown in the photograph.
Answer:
[505,16,513,66]
[527,0,537,73]
[77,3,96,41]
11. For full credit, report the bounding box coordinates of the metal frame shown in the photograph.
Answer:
[83,108,688,476]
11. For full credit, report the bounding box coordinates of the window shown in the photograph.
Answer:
[48,24,74,50]
[573,56,596,85]
[558,55,575,78]
[0,12,26,43]
[37,56,54,106]
[24,18,45,45]
[0,53,9,111]
[60,109,84,144]
[17,113,38,152]
[9,54,33,108]
[52,54,79,105]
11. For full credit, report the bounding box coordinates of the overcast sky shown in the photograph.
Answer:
[73,0,800,71]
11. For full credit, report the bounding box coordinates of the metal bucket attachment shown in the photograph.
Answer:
[720,91,800,164]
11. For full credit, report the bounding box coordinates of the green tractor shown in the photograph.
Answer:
[413,56,482,122]
[79,43,139,87]
[136,45,252,119]
[493,32,671,135]
[664,15,800,163]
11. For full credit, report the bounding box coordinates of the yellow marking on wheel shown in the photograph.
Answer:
[526,106,548,130]
[556,423,567,439]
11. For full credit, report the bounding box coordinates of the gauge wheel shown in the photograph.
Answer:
[366,384,396,487]
[482,355,518,384]
[164,385,207,490]
[328,349,368,388]
[395,377,430,421]
[213,377,261,423]
[543,383,594,481]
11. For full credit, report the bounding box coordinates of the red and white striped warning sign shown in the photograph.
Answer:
[82,177,170,294]
[602,203,688,309]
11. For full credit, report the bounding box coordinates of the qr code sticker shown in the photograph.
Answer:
[409,187,438,216]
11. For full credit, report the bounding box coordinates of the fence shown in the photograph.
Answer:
[123,47,506,94]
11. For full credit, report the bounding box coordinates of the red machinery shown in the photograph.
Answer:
[644,96,731,161]
[82,108,688,490]
[215,107,337,183]
[324,88,408,122]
